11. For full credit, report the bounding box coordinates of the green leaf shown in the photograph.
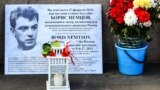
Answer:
[42,43,51,53]
[121,28,128,37]
[134,27,141,36]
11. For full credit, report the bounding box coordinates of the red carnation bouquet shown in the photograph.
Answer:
[108,0,160,43]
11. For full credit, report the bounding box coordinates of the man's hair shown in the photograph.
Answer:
[10,6,39,28]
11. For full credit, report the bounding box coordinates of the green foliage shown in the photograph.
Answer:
[42,43,51,56]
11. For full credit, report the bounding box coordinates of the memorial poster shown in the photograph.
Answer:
[5,4,102,74]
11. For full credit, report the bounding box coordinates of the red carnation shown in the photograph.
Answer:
[109,7,125,24]
[109,7,117,18]
[134,8,150,23]
[127,0,133,8]
[49,51,56,56]
[109,0,132,24]
[116,15,124,24]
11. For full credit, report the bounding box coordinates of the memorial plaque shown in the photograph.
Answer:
[5,4,102,74]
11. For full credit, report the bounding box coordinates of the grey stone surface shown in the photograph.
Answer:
[0,64,160,90]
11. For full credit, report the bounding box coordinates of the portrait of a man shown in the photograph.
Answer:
[10,6,39,50]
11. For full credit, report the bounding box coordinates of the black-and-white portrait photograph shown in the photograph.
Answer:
[5,5,45,56]
[5,5,49,75]
[5,4,102,75]
[10,6,39,51]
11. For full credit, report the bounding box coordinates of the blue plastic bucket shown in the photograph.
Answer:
[115,43,148,75]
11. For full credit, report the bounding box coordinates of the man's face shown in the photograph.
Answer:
[13,16,38,50]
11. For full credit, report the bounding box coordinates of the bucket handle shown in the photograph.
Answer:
[124,50,146,64]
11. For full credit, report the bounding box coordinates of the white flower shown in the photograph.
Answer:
[150,0,157,8]
[158,14,160,18]
[124,9,138,26]
[143,20,152,27]
[139,23,143,28]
